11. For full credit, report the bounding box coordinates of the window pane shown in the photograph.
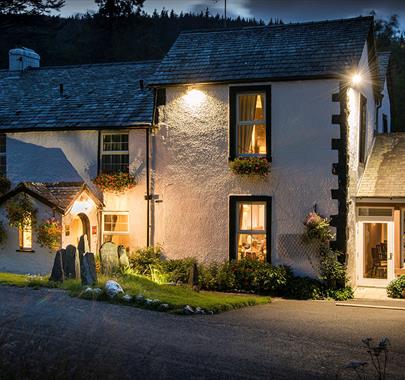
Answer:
[103,134,128,152]
[19,222,32,250]
[237,233,266,262]
[238,94,265,121]
[238,124,266,155]
[103,234,129,248]
[251,203,265,230]
[101,154,129,174]
[358,208,392,217]
[238,203,251,230]
[104,214,128,233]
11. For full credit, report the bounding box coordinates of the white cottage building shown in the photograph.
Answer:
[0,16,399,295]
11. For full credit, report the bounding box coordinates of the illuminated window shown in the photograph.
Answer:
[103,213,129,247]
[230,86,271,160]
[19,219,32,251]
[359,95,367,164]
[0,134,6,175]
[100,133,129,174]
[230,196,271,262]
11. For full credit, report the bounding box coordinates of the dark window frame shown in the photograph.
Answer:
[229,195,272,263]
[229,85,272,161]
[359,95,367,164]
[99,132,129,174]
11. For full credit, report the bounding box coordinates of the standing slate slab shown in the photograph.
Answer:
[63,244,80,279]
[50,249,65,282]
[80,252,97,286]
[100,241,119,274]
[118,245,129,267]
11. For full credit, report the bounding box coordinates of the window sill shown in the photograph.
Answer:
[16,249,35,253]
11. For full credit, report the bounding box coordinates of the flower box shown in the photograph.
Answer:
[93,172,136,193]
[229,157,270,177]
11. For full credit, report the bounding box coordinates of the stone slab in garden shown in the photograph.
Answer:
[50,249,65,282]
[80,252,97,286]
[78,234,90,255]
[63,244,80,279]
[100,241,119,273]
[118,245,129,267]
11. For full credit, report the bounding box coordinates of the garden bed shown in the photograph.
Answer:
[0,272,270,314]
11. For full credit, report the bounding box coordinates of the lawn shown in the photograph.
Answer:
[0,272,270,314]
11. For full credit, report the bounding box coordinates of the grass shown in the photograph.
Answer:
[0,272,270,314]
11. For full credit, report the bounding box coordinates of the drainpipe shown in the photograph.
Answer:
[146,126,150,247]
[375,93,383,134]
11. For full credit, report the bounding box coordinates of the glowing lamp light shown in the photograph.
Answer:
[351,73,362,86]
[71,199,92,215]
[184,88,206,107]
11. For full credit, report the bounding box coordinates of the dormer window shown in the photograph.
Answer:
[100,133,129,174]
[229,86,271,160]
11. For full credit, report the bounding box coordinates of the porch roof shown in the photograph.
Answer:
[357,134,405,198]
[0,182,103,213]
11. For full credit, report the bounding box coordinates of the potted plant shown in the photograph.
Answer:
[229,157,270,176]
[93,172,136,193]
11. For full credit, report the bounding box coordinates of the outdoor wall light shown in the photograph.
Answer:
[351,73,362,86]
[184,88,206,107]
[71,199,92,215]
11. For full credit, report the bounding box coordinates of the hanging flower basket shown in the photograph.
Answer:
[303,212,334,244]
[229,157,270,176]
[93,172,136,193]
[6,193,37,229]
[37,217,62,251]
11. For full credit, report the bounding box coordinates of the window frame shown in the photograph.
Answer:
[99,132,129,174]
[229,85,271,161]
[102,211,130,245]
[359,94,367,164]
[229,195,272,263]
[18,219,33,252]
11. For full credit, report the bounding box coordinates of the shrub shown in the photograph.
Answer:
[229,157,270,176]
[303,212,334,243]
[0,175,11,195]
[199,261,236,291]
[36,217,62,251]
[130,246,163,277]
[319,247,347,289]
[93,172,136,193]
[6,193,37,228]
[325,287,354,301]
[284,276,324,300]
[387,275,405,298]
[160,258,197,283]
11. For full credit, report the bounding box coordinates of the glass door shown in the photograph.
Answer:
[357,221,394,286]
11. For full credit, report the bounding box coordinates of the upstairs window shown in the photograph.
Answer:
[100,133,129,174]
[0,134,6,175]
[359,95,367,164]
[229,86,271,160]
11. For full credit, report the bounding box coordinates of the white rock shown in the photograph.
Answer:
[122,294,132,302]
[183,305,194,315]
[105,280,124,298]
[135,294,145,303]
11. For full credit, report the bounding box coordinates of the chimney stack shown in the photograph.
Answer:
[9,47,40,71]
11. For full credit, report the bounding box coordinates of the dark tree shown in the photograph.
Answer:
[95,0,145,18]
[0,0,65,15]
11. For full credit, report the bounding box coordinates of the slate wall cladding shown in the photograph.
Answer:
[152,80,339,276]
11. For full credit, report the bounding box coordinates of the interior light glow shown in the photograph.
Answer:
[352,73,362,85]
[184,88,206,107]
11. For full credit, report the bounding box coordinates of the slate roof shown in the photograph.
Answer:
[0,182,102,212]
[377,51,391,87]
[0,60,160,131]
[149,16,374,86]
[357,134,405,198]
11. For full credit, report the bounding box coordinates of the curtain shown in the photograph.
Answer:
[239,95,258,153]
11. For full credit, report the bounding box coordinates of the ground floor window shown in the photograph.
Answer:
[19,220,32,251]
[102,212,129,247]
[229,196,271,262]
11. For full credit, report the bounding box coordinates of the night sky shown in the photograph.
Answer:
[60,0,405,28]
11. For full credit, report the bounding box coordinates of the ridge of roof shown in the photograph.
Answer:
[179,15,374,35]
[0,59,161,73]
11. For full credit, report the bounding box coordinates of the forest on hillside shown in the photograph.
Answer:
[0,0,404,130]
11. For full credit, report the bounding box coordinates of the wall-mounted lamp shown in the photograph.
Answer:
[351,73,362,86]
[184,87,206,107]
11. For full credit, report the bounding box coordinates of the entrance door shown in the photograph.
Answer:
[357,219,394,286]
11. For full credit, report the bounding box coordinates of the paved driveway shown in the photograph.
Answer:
[1,286,404,380]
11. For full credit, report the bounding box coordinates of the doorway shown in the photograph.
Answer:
[70,213,91,250]
[357,207,395,286]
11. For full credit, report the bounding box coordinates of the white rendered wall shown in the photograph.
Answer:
[379,79,391,133]
[152,80,340,276]
[346,41,378,285]
[0,196,62,275]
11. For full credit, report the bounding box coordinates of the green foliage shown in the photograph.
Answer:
[95,0,144,18]
[284,276,324,300]
[325,287,354,301]
[160,258,197,283]
[6,193,37,229]
[0,221,7,245]
[319,247,347,289]
[0,0,65,15]
[36,217,62,251]
[199,261,236,291]
[229,157,270,176]
[130,246,163,277]
[303,212,334,243]
[387,275,405,298]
